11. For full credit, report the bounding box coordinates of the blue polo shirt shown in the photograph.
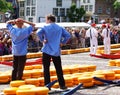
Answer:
[37,23,71,56]
[6,24,34,56]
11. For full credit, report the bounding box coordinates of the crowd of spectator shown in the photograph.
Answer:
[0,24,120,56]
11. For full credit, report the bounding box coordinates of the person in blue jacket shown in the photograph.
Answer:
[37,14,71,90]
[6,18,35,81]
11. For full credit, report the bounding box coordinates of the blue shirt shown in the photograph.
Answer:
[6,24,34,56]
[37,23,71,56]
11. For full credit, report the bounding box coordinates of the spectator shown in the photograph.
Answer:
[36,14,71,90]
[6,18,35,81]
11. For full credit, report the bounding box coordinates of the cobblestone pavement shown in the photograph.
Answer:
[0,52,120,95]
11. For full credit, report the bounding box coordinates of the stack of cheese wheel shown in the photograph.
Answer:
[1,55,11,61]
[115,73,120,79]
[31,87,49,95]
[16,84,36,95]
[10,80,25,87]
[93,70,105,76]
[113,69,120,79]
[67,49,77,54]
[115,60,120,67]
[24,65,33,70]
[78,76,94,88]
[78,65,88,73]
[74,48,82,53]
[64,76,73,87]
[38,77,44,86]
[39,69,44,77]
[79,48,85,53]
[113,69,120,74]
[22,70,31,80]
[71,75,79,85]
[61,50,68,55]
[108,60,116,66]
[32,64,42,69]
[103,70,115,80]
[82,72,93,77]
[87,65,96,72]
[96,49,104,54]
[31,69,41,78]
[84,48,90,52]
[51,76,58,82]
[92,74,105,85]
[4,70,12,81]
[35,52,42,58]
[62,66,70,75]
[50,67,56,76]
[0,74,10,83]
[3,87,18,95]
[25,78,40,87]
[0,73,11,83]
[111,48,119,54]
[52,82,59,88]
[69,65,79,74]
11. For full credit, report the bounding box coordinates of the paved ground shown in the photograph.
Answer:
[0,52,120,95]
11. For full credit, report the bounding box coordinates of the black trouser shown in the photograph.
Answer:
[12,55,26,81]
[42,53,65,87]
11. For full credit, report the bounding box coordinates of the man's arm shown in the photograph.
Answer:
[6,19,15,24]
[16,18,35,27]
[23,20,35,27]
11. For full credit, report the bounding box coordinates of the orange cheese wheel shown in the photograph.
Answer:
[10,80,25,87]
[32,64,42,69]
[16,89,35,95]
[18,85,36,90]
[24,66,33,70]
[25,78,40,84]
[0,78,10,83]
[113,69,120,74]
[108,60,116,66]
[115,74,120,79]
[31,87,49,95]
[78,77,93,83]
[83,82,94,87]
[0,74,10,80]
[52,82,59,88]
[3,87,18,95]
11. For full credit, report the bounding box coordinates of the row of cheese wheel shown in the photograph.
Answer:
[6,69,120,88]
[2,69,120,95]
[97,44,120,50]
[97,48,120,54]
[1,43,120,62]
[0,48,90,62]
[4,84,49,95]
[0,64,97,83]
[108,59,120,67]
[0,52,43,62]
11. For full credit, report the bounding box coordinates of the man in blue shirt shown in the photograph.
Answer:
[6,18,35,80]
[37,14,71,90]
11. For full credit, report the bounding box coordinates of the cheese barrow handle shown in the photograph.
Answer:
[93,76,115,84]
[45,80,58,89]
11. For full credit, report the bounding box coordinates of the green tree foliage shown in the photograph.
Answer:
[113,0,120,10]
[0,0,13,12]
[67,3,86,22]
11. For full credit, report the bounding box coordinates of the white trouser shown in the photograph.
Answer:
[90,37,98,54]
[104,38,111,54]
